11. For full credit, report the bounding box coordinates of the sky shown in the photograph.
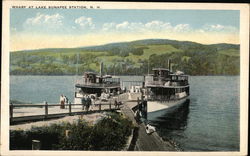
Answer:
[10,9,240,51]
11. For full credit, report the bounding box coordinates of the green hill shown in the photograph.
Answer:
[10,39,240,75]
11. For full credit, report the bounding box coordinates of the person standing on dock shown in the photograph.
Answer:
[114,99,118,109]
[82,95,86,110]
[86,96,91,112]
[60,94,65,109]
[64,95,69,108]
[90,97,94,111]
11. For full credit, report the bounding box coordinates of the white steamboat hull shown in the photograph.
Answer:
[147,97,189,121]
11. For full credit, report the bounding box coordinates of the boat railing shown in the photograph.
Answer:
[9,101,123,124]
[76,81,120,88]
[145,81,164,86]
[147,94,186,102]
[145,81,189,87]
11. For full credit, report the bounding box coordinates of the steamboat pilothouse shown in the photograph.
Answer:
[74,63,121,104]
[145,60,190,121]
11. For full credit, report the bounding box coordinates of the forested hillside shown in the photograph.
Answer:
[10,39,240,75]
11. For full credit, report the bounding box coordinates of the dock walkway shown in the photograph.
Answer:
[121,101,177,151]
[10,101,120,125]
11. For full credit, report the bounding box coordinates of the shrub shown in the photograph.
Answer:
[131,48,144,56]
[10,112,133,150]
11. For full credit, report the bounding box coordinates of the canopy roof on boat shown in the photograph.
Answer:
[82,72,114,79]
[82,72,96,77]
[152,68,170,71]
[102,75,112,78]
[75,83,120,89]
[169,74,189,77]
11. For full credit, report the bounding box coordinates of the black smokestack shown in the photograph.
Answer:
[100,62,103,77]
[168,59,171,72]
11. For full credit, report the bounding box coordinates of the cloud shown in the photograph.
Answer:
[102,22,116,31]
[25,13,64,27]
[174,24,191,32]
[202,24,238,33]
[101,20,239,35]
[75,16,95,29]
[103,21,144,32]
[116,21,145,31]
[116,21,129,29]
[102,20,192,33]
[145,20,172,30]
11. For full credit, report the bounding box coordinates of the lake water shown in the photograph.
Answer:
[10,75,239,151]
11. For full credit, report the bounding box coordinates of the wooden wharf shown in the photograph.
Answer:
[10,92,178,151]
[10,101,121,125]
[121,101,177,151]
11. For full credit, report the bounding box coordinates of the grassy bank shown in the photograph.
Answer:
[10,112,133,150]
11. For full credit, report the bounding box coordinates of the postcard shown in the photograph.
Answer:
[1,1,249,156]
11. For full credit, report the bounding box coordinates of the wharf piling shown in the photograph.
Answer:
[32,140,41,150]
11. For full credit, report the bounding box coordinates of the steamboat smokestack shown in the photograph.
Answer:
[100,62,103,77]
[168,59,171,72]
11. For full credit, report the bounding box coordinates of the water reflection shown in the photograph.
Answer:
[149,100,190,131]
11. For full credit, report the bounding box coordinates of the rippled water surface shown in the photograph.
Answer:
[152,76,240,151]
[10,76,240,151]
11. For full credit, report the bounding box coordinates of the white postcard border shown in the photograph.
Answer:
[1,1,249,156]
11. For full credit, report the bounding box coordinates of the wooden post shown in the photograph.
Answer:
[32,140,41,150]
[10,103,13,120]
[65,130,71,139]
[44,101,48,118]
[69,102,72,115]
[144,101,147,120]
[109,101,111,110]
[99,104,101,111]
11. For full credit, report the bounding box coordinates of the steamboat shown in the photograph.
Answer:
[144,60,190,121]
[74,63,121,104]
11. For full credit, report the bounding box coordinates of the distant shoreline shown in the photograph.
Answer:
[10,39,240,76]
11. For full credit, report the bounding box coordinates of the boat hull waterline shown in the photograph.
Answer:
[147,97,189,121]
